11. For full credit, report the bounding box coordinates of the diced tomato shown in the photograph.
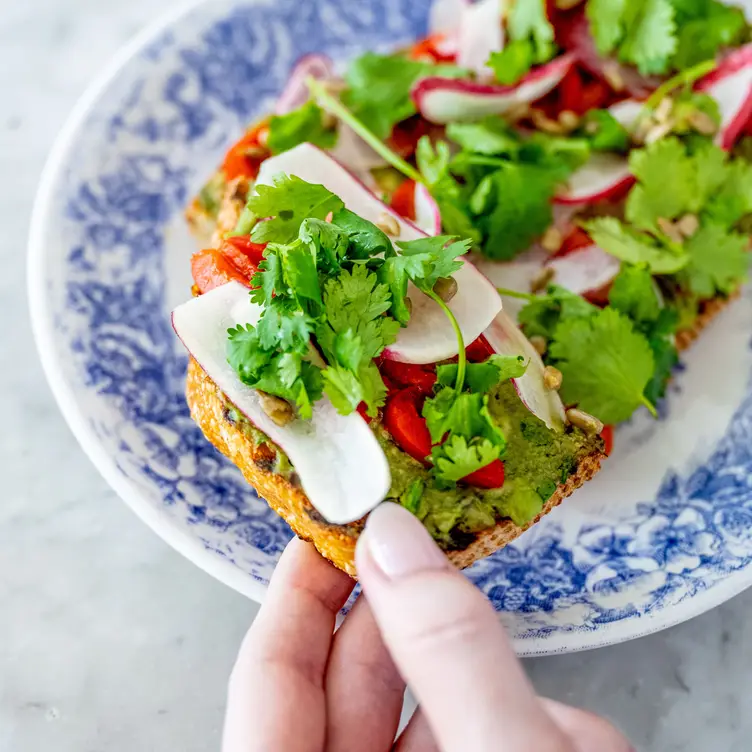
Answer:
[409,34,456,63]
[390,179,417,221]
[466,335,496,363]
[221,122,270,180]
[191,249,249,294]
[384,388,434,466]
[388,116,430,158]
[558,67,586,114]
[220,236,267,279]
[601,424,614,457]
[380,359,437,394]
[556,227,593,257]
[462,459,506,489]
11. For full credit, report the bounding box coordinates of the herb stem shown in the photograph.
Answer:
[643,59,717,112]
[306,77,423,184]
[496,287,539,301]
[426,288,466,392]
[641,394,658,418]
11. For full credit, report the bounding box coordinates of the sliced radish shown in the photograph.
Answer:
[545,244,620,295]
[172,282,391,524]
[696,43,752,150]
[328,123,387,177]
[456,0,505,77]
[276,54,336,115]
[484,311,567,431]
[413,182,442,235]
[255,144,502,364]
[413,53,577,124]
[556,152,634,205]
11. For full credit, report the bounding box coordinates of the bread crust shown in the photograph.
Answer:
[186,358,605,576]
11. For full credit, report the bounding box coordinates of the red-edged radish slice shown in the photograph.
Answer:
[545,244,620,295]
[254,143,502,364]
[276,54,336,115]
[414,182,442,235]
[696,43,752,149]
[172,282,391,524]
[556,152,634,205]
[484,311,567,431]
[413,53,577,124]
[456,0,505,76]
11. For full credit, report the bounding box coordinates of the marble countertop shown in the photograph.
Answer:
[2,2,751,750]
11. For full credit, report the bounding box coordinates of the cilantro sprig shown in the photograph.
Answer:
[229,175,474,420]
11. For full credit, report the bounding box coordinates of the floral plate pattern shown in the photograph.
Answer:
[29,0,752,654]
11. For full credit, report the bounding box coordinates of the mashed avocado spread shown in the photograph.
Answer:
[227,382,600,550]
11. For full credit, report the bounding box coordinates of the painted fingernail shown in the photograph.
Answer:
[361,502,448,579]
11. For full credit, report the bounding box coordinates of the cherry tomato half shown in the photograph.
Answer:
[384,388,433,466]
[390,179,417,221]
[191,249,249,294]
[379,359,437,394]
[219,236,268,279]
[556,227,593,257]
[409,33,456,64]
[601,425,614,457]
[466,335,496,363]
[461,459,506,489]
[221,122,270,181]
[388,116,430,159]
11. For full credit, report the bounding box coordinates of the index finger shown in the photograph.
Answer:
[356,504,572,752]
[223,537,354,752]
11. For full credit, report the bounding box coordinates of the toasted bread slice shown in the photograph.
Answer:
[186,357,605,576]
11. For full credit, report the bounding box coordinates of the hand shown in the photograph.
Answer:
[223,502,633,752]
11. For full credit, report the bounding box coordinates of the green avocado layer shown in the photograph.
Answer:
[227,382,600,550]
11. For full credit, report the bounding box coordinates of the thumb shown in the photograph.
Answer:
[355,503,569,752]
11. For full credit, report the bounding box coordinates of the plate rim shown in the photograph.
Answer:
[26,0,752,655]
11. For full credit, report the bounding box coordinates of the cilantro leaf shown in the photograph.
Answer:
[437,355,527,393]
[424,391,506,448]
[587,0,677,75]
[487,40,535,85]
[256,303,314,353]
[343,53,467,139]
[644,322,679,404]
[473,165,562,260]
[331,208,393,259]
[431,436,502,483]
[506,0,556,63]
[279,240,323,313]
[619,0,677,75]
[377,253,432,325]
[250,248,285,306]
[397,235,471,291]
[248,174,344,244]
[266,101,337,155]
[583,217,688,273]
[672,1,747,70]
[587,0,628,55]
[580,110,630,153]
[626,137,696,228]
[298,218,349,274]
[321,265,400,360]
[416,136,452,184]
[227,324,272,382]
[549,307,656,424]
[680,223,749,298]
[518,285,598,340]
[705,158,752,227]
[608,264,661,323]
[322,366,363,415]
[446,119,521,157]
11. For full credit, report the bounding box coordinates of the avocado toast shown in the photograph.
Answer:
[178,0,751,575]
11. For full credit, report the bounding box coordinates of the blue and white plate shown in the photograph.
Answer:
[29,0,752,654]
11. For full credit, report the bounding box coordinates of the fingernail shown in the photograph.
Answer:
[361,502,448,579]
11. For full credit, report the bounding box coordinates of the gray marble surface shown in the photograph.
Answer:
[2,2,751,750]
